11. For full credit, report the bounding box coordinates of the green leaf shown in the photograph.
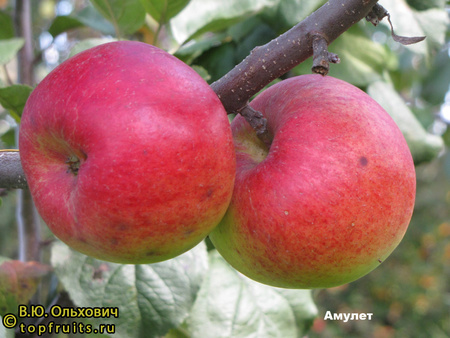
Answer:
[275,0,326,27]
[0,11,15,40]
[175,32,228,64]
[421,49,450,105]
[368,80,444,164]
[90,0,146,35]
[0,38,24,65]
[186,250,318,338]
[51,240,208,338]
[193,43,236,83]
[48,5,117,37]
[0,85,33,123]
[407,0,446,11]
[48,15,85,37]
[170,0,278,44]
[140,0,190,23]
[75,5,116,35]
[191,65,211,82]
[413,9,449,53]
[0,129,15,148]
[234,22,277,62]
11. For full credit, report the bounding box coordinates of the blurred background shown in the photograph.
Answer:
[0,0,449,337]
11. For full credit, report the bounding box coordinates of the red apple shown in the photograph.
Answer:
[209,74,416,289]
[19,41,235,264]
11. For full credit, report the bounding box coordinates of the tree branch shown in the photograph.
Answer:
[211,0,379,115]
[0,0,380,190]
[0,151,27,189]
[14,0,42,265]
[15,0,35,85]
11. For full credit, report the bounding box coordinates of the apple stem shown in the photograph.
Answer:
[311,34,340,76]
[240,105,272,146]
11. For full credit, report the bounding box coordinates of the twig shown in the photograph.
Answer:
[311,34,340,76]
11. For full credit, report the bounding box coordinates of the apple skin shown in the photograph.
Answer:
[209,74,416,289]
[19,41,235,264]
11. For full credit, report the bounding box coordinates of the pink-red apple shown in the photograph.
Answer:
[19,41,235,264]
[209,74,416,289]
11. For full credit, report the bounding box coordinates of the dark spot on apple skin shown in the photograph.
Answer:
[110,237,119,246]
[77,235,88,243]
[359,156,368,166]
[145,250,160,257]
[116,224,128,231]
[201,188,215,202]
[184,229,194,236]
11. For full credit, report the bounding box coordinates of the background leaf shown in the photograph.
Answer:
[368,80,444,164]
[0,85,33,123]
[48,4,118,37]
[74,5,116,35]
[0,38,24,65]
[186,250,317,338]
[47,15,84,38]
[273,0,326,28]
[51,240,208,338]
[0,11,15,40]
[140,0,191,23]
[170,0,278,44]
[90,0,146,35]
[406,0,446,11]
